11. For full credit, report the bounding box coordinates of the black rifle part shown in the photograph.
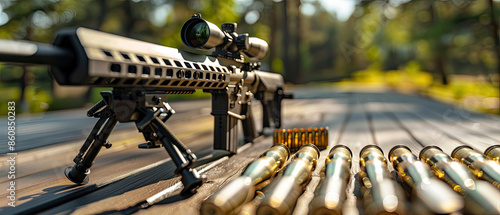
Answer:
[65,89,205,194]
[0,39,74,67]
[66,103,117,184]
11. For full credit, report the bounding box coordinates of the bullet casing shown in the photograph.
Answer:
[313,127,319,149]
[309,145,352,215]
[359,145,391,187]
[273,129,279,145]
[287,129,293,149]
[300,128,306,146]
[420,146,500,215]
[389,145,464,214]
[389,146,433,187]
[257,144,320,215]
[281,129,286,144]
[200,143,290,215]
[484,145,500,164]
[273,127,329,152]
[420,146,478,193]
[294,128,300,150]
[452,145,500,189]
[319,127,328,149]
[359,145,406,215]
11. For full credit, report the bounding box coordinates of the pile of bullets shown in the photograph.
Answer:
[273,127,329,152]
[201,144,500,215]
[201,143,319,215]
[201,143,291,215]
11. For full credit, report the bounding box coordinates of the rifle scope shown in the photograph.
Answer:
[181,14,269,60]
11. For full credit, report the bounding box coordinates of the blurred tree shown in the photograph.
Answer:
[292,0,301,83]
[429,2,448,85]
[1,0,499,112]
[0,0,83,111]
[0,0,239,112]
[299,1,342,82]
[346,0,499,87]
[488,0,500,112]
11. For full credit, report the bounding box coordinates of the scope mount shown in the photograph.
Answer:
[214,26,248,62]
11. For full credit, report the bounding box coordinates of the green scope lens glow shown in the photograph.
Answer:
[186,21,209,48]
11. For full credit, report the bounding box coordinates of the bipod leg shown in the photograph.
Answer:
[151,117,205,195]
[72,115,106,163]
[65,113,118,184]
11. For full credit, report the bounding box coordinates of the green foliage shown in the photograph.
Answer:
[0,86,52,115]
[272,58,284,74]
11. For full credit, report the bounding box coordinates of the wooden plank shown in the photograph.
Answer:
[382,94,498,152]
[338,96,375,154]
[388,93,500,146]
[414,94,500,131]
[364,100,423,162]
[38,138,273,215]
[335,94,375,215]
[389,92,500,128]
[141,142,274,215]
[292,95,352,215]
[379,95,464,154]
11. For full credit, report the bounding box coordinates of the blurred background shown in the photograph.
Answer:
[0,0,499,115]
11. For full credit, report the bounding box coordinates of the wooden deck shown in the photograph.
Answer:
[153,89,500,215]
[12,88,500,215]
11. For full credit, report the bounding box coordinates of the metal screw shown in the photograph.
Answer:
[104,141,112,149]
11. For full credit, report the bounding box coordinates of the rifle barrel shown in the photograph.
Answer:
[0,39,73,67]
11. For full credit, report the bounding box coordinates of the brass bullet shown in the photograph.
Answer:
[281,129,286,145]
[200,143,290,215]
[287,129,293,150]
[300,128,306,146]
[274,126,331,151]
[314,127,319,147]
[273,129,280,144]
[485,145,500,164]
[452,145,500,189]
[257,144,320,215]
[309,145,352,215]
[389,145,463,214]
[359,145,406,215]
[319,127,326,150]
[420,146,500,215]
[278,130,283,144]
[307,128,313,144]
[293,128,300,150]
[325,127,329,148]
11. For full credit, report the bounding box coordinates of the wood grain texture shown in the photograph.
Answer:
[6,90,500,215]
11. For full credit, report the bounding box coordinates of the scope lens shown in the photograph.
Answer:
[187,21,209,47]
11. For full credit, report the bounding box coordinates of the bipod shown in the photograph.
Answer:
[64,89,206,195]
